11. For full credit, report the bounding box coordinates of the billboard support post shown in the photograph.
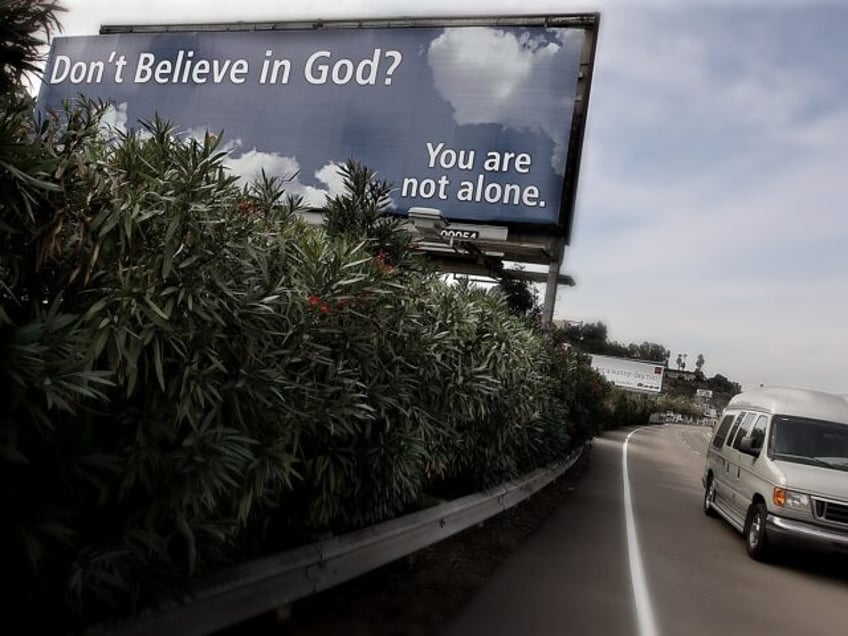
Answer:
[541,239,566,325]
[542,260,559,325]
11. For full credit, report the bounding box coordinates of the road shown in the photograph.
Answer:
[441,424,848,636]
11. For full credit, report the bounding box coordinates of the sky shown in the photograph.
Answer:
[50,0,848,394]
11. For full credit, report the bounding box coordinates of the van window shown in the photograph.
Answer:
[732,413,761,450]
[712,414,735,449]
[724,412,748,448]
[749,415,768,448]
[770,416,848,468]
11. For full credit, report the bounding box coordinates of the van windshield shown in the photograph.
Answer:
[770,415,848,470]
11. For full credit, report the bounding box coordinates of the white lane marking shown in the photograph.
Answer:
[623,428,660,636]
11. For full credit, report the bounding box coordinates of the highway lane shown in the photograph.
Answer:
[442,424,848,636]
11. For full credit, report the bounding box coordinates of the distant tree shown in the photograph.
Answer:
[582,321,608,344]
[563,325,670,364]
[707,374,741,395]
[563,320,609,353]
[612,342,631,357]
[493,275,540,319]
[623,341,667,362]
[637,342,670,365]
[695,353,706,380]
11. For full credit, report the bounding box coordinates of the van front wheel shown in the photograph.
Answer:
[744,502,772,561]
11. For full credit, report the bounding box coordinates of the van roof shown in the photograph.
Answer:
[727,386,848,424]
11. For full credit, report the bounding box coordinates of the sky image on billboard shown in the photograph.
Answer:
[38,24,586,229]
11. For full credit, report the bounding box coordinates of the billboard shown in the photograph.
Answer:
[37,16,598,239]
[590,355,665,394]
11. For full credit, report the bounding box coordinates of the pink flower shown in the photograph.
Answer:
[374,251,394,273]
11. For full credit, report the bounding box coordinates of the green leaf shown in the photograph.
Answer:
[145,296,170,321]
[152,338,165,392]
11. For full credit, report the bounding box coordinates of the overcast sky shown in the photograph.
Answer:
[52,0,848,394]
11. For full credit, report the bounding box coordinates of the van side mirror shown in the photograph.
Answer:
[739,437,762,456]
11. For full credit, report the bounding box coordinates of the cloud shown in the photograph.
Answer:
[98,101,129,136]
[131,122,347,207]
[427,27,584,174]
[222,145,346,207]
[99,102,155,142]
[310,162,348,203]
[223,148,300,184]
[91,103,346,208]
[619,29,815,131]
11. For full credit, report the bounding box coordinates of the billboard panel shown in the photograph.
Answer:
[37,16,598,238]
[591,355,665,394]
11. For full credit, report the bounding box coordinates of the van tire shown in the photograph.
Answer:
[744,502,772,561]
[704,475,718,518]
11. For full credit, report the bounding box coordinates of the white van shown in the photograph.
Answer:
[702,386,848,560]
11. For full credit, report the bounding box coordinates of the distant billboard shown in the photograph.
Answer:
[37,15,598,240]
[696,389,713,399]
[591,355,665,394]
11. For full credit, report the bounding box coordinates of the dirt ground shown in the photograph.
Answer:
[220,450,591,636]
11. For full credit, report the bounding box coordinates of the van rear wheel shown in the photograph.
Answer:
[744,502,772,561]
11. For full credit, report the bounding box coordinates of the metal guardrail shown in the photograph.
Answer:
[98,444,588,635]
